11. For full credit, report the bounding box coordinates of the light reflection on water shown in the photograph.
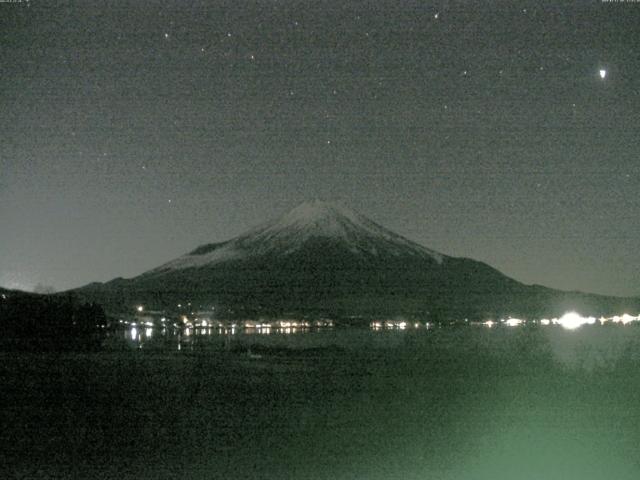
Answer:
[121,322,338,350]
[118,312,640,353]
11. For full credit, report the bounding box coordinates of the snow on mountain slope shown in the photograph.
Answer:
[147,201,445,273]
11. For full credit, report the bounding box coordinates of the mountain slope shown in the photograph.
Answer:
[75,201,640,321]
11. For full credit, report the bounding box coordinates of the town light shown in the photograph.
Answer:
[504,318,523,327]
[556,312,596,330]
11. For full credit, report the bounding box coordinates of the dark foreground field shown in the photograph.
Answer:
[2,326,640,480]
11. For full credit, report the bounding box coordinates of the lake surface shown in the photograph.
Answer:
[3,324,640,479]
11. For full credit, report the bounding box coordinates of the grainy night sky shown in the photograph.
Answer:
[1,0,638,296]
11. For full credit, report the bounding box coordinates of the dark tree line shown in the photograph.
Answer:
[0,292,107,351]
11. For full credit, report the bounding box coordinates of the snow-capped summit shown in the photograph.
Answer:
[242,200,370,243]
[267,200,365,236]
[148,201,444,273]
[274,199,372,226]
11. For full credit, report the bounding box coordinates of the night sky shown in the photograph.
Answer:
[1,0,638,297]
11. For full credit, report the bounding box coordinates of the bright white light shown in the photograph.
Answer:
[131,327,138,341]
[483,320,495,328]
[136,305,144,312]
[557,312,596,330]
[540,319,551,326]
[619,313,638,325]
[599,69,607,79]
[505,318,523,327]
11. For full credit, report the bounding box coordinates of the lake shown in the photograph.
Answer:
[2,324,640,479]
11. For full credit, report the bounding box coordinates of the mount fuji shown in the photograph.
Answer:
[76,201,638,321]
